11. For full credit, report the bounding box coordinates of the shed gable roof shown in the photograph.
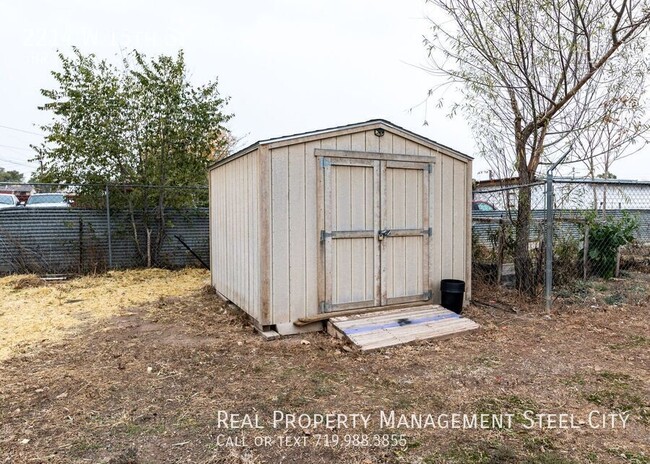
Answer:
[210,119,472,170]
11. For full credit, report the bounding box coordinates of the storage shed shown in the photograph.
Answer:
[209,120,472,335]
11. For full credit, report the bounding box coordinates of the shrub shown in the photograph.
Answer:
[580,212,639,279]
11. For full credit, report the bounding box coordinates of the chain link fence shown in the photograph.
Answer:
[0,182,209,275]
[472,178,650,307]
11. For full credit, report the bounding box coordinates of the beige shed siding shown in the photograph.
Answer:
[268,129,469,325]
[210,148,261,319]
[432,155,469,301]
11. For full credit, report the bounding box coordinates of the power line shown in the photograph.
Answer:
[0,125,43,137]
[0,157,35,168]
[0,143,33,151]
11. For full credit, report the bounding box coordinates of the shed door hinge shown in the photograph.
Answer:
[320,158,331,168]
[427,227,432,237]
[424,290,432,300]
[320,230,331,241]
[319,301,331,312]
[427,163,432,173]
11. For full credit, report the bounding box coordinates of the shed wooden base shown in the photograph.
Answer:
[327,304,479,351]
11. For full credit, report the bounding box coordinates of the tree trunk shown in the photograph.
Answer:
[515,163,535,295]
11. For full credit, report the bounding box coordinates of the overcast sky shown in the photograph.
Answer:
[1,0,648,181]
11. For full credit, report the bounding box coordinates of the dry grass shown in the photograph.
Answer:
[0,268,208,361]
[0,270,648,463]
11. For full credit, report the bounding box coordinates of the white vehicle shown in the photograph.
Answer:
[0,193,19,208]
[25,193,71,208]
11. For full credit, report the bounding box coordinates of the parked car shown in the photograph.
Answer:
[25,193,71,208]
[0,193,19,208]
[472,200,497,212]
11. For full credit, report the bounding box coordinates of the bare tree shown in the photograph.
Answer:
[576,65,649,213]
[425,0,650,294]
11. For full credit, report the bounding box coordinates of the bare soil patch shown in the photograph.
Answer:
[0,271,648,463]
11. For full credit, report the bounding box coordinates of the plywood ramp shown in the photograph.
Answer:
[327,305,479,351]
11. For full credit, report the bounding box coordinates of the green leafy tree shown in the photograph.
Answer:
[425,0,650,294]
[32,48,232,265]
[0,167,24,183]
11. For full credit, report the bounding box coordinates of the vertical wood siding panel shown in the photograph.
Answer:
[271,147,290,323]
[336,132,353,302]
[220,167,226,292]
[417,145,433,157]
[384,167,393,300]
[321,137,337,308]
[225,163,231,297]
[379,132,393,154]
[209,169,216,287]
[259,147,272,324]
[350,166,366,301]
[441,157,454,283]
[452,160,466,280]
[305,140,321,318]
[351,132,370,301]
[255,150,262,318]
[233,157,240,304]
[288,143,307,320]
[320,137,337,150]
[246,154,253,313]
[336,134,352,150]
[350,132,366,151]
[365,130,379,152]
[336,166,352,302]
[249,154,255,312]
[364,168,374,300]
[232,157,240,304]
[404,169,419,295]
[431,158,442,301]
[404,139,418,155]
[392,134,406,155]
[465,159,473,303]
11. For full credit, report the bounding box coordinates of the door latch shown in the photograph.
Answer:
[378,229,391,241]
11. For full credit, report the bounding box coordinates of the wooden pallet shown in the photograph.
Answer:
[327,304,479,351]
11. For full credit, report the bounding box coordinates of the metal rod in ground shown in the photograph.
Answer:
[544,149,572,313]
[545,175,554,313]
[105,184,113,268]
[174,235,209,270]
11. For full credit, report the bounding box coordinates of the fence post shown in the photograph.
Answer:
[544,174,554,313]
[583,225,589,280]
[105,184,113,268]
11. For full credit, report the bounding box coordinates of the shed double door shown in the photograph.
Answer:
[321,156,432,312]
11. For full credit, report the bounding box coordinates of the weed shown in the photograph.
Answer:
[108,448,139,464]
[609,335,650,350]
[604,292,625,305]
[524,453,575,464]
[70,439,102,455]
[392,395,414,410]
[424,441,519,464]
[562,374,586,387]
[584,389,644,414]
[607,447,649,464]
[474,354,501,368]
[474,395,539,426]
[597,371,631,384]
[523,435,556,452]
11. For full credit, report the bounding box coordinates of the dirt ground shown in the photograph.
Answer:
[0,270,648,463]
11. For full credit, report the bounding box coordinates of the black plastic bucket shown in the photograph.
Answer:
[440,279,465,314]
